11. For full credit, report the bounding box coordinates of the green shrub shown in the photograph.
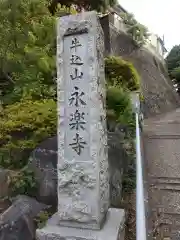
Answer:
[106,86,135,137]
[34,210,53,229]
[9,166,37,196]
[105,56,140,91]
[105,55,140,194]
[0,99,56,169]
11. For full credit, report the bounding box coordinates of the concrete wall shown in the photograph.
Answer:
[147,33,164,58]
[100,16,180,118]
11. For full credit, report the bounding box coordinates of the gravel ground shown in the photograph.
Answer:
[123,191,136,240]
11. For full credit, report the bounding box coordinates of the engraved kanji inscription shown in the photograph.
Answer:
[69,133,87,155]
[70,55,83,65]
[69,86,86,107]
[70,68,83,80]
[69,109,86,130]
[70,37,82,52]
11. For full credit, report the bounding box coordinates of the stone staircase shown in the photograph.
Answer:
[143,108,180,239]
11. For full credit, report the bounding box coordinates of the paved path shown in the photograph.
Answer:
[143,108,180,239]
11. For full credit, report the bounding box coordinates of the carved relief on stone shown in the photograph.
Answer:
[57,11,109,228]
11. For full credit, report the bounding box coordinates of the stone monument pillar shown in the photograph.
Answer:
[36,11,125,240]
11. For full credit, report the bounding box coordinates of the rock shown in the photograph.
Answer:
[0,195,48,240]
[0,169,11,199]
[28,136,57,206]
[0,199,11,215]
[0,168,18,200]
[29,133,128,208]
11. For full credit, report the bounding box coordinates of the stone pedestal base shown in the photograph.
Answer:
[36,208,125,240]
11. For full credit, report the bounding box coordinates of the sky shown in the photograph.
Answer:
[119,0,179,52]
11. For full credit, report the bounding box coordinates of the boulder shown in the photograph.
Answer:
[28,136,57,206]
[29,133,128,208]
[0,195,48,240]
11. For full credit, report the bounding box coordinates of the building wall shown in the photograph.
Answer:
[108,12,165,61]
[147,33,165,59]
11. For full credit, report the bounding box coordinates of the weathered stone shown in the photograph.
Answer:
[0,168,10,199]
[36,208,125,240]
[0,198,11,215]
[0,195,48,240]
[0,168,19,201]
[28,137,57,206]
[28,132,127,209]
[56,11,109,230]
[36,11,125,240]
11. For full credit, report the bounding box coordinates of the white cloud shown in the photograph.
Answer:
[119,0,180,51]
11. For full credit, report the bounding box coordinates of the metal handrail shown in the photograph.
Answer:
[135,111,147,240]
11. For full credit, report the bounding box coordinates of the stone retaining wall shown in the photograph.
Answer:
[100,15,180,118]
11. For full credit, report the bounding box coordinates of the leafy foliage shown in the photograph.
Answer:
[48,0,117,14]
[0,0,59,172]
[0,0,57,105]
[106,87,135,137]
[0,0,140,198]
[105,56,139,137]
[0,99,56,169]
[8,166,37,196]
[166,45,180,92]
[105,56,140,194]
[171,67,180,81]
[166,45,180,73]
[120,12,149,47]
[0,56,139,171]
[34,210,53,228]
[105,56,140,91]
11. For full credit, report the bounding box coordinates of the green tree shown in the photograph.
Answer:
[48,0,117,15]
[166,45,180,73]
[0,0,57,105]
[166,45,180,92]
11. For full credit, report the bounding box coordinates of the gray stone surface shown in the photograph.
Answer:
[0,168,11,198]
[36,208,125,240]
[0,195,48,240]
[28,131,127,209]
[143,110,180,239]
[28,137,57,206]
[57,11,109,229]
[28,131,128,209]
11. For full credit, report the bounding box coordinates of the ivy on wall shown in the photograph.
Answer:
[120,12,149,47]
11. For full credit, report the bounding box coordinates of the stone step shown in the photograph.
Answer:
[143,122,180,136]
[143,108,180,239]
[144,107,180,125]
[150,183,180,191]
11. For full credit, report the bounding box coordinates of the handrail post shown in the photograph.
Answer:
[135,112,146,240]
[131,92,147,240]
